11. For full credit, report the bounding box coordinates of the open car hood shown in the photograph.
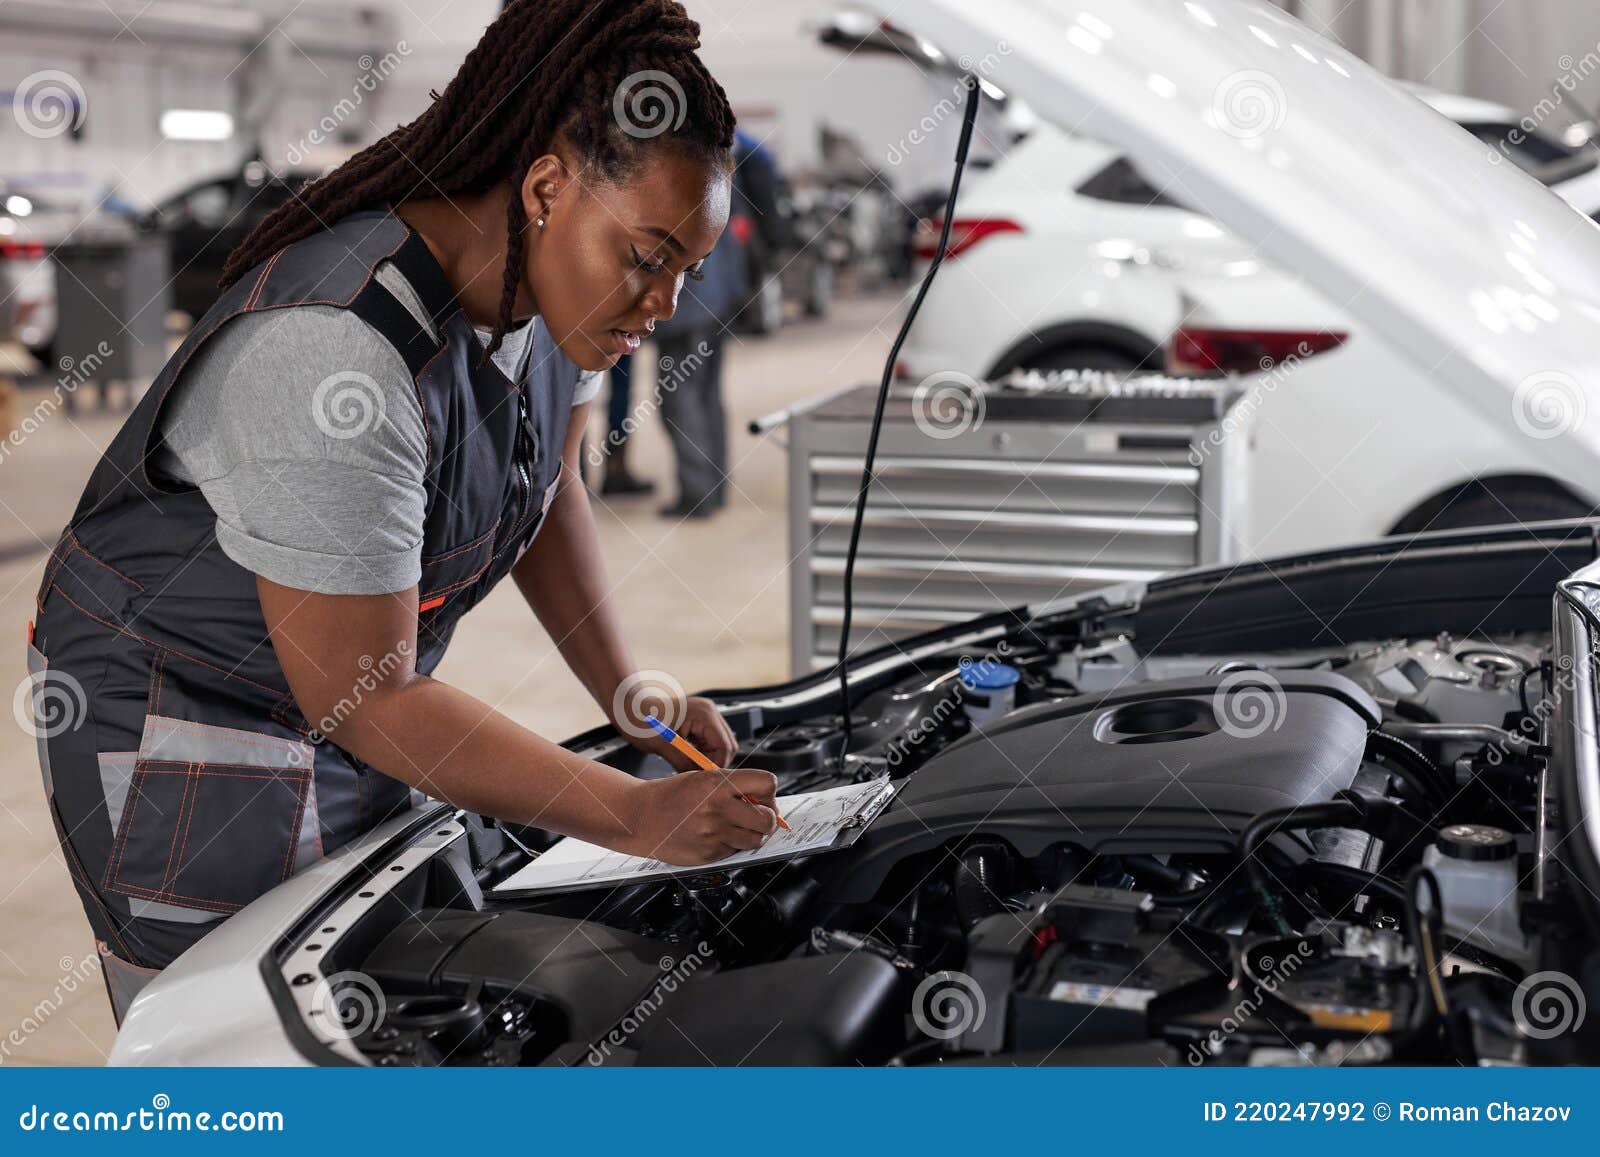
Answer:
[883,0,1600,477]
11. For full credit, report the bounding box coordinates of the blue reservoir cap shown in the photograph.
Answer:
[959,661,1020,691]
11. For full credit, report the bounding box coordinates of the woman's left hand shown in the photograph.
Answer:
[625,694,739,771]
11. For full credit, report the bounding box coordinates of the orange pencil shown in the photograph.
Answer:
[645,714,789,829]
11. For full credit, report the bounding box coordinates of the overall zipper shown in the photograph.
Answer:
[490,385,539,568]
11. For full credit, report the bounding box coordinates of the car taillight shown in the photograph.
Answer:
[1166,326,1347,375]
[0,240,46,260]
[912,217,1023,261]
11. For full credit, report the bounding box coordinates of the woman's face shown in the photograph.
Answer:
[524,148,731,372]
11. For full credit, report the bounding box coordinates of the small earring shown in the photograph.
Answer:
[536,217,546,227]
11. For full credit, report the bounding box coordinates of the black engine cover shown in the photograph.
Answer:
[827,671,1379,903]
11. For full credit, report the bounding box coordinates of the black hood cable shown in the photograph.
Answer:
[835,74,983,772]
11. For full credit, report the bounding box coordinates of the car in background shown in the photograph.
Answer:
[899,85,1600,381]
[139,161,314,322]
[0,185,84,360]
[889,28,1600,547]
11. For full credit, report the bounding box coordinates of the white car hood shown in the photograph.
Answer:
[889,0,1600,475]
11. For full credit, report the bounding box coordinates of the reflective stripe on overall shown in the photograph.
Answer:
[29,208,575,1002]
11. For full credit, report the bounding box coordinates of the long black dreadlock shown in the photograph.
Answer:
[222,0,736,358]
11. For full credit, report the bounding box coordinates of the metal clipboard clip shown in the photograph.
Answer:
[837,779,897,835]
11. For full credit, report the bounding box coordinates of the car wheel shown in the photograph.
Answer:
[1395,478,1595,533]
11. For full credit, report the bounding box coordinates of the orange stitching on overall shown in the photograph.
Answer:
[131,767,309,781]
[417,558,494,606]
[158,763,195,894]
[104,769,144,892]
[280,776,309,881]
[38,535,74,609]
[421,526,495,565]
[140,716,312,762]
[147,649,166,718]
[64,534,146,591]
[105,880,242,914]
[244,248,283,311]
[48,586,288,699]
[109,763,309,910]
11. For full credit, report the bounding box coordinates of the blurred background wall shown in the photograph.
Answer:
[1285,0,1600,122]
[4,1,1600,222]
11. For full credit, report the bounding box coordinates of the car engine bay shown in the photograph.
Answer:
[268,539,1598,1071]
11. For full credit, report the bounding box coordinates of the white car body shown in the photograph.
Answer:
[896,53,1600,557]
[109,0,1600,1063]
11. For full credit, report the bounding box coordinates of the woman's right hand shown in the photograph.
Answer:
[623,769,780,865]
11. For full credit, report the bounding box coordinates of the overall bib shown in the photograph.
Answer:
[27,209,575,1014]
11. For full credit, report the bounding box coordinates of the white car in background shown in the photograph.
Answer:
[897,77,1600,549]
[0,186,66,358]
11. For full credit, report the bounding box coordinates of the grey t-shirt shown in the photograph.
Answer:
[153,261,601,595]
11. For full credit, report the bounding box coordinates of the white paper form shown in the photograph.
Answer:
[492,778,896,895]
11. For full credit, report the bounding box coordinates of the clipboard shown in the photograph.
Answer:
[491,778,898,898]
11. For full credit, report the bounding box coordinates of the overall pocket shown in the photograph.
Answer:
[102,650,317,914]
[416,528,495,616]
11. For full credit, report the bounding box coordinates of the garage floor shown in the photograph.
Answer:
[0,291,901,1064]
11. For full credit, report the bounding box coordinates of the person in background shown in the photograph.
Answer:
[599,352,654,496]
[654,201,747,519]
[733,127,785,265]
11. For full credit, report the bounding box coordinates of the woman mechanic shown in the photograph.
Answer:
[27,0,777,1011]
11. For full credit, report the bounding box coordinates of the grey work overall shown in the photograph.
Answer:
[28,208,574,1016]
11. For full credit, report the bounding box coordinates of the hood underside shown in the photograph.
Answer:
[884,0,1600,481]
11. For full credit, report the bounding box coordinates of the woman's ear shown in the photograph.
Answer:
[519,153,570,230]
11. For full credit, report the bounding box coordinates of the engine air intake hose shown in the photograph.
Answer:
[1366,730,1452,813]
[954,841,1013,930]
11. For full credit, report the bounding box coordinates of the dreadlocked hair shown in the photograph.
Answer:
[222,0,736,359]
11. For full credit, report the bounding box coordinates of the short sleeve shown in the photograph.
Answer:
[572,369,603,406]
[157,305,430,595]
